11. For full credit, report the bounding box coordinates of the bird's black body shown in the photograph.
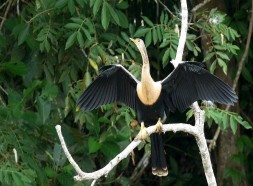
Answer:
[136,94,166,125]
[77,60,237,177]
[136,92,168,175]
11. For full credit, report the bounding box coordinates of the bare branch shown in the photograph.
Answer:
[171,0,188,67]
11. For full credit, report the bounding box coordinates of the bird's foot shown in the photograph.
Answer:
[136,122,148,140]
[155,118,163,133]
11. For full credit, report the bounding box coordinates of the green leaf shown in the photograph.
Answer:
[88,137,101,153]
[23,80,42,99]
[117,10,129,28]
[2,61,28,76]
[88,58,98,71]
[209,109,222,125]
[216,51,230,60]
[204,52,215,62]
[186,109,193,121]
[145,30,152,47]
[210,61,217,74]
[44,39,50,52]
[64,23,80,29]
[93,0,102,16]
[230,116,237,134]
[156,27,162,41]
[101,1,110,30]
[101,142,120,158]
[116,1,128,9]
[160,11,164,23]
[214,45,226,50]
[152,29,158,44]
[141,16,154,26]
[77,31,84,46]
[37,96,51,124]
[134,28,150,37]
[18,24,30,45]
[70,17,83,24]
[45,167,57,178]
[55,0,68,8]
[222,113,228,129]
[217,58,227,75]
[85,71,92,87]
[82,28,92,40]
[240,121,252,129]
[162,48,170,67]
[68,0,75,15]
[106,3,120,25]
[65,32,77,49]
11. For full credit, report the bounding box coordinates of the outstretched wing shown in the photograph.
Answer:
[161,62,237,112]
[77,64,139,111]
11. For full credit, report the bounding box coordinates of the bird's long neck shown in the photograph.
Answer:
[140,47,153,84]
[137,47,161,105]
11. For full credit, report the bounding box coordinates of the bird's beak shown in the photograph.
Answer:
[130,38,138,45]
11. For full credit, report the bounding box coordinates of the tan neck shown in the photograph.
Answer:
[137,49,161,105]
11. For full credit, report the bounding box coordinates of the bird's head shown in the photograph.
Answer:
[130,38,148,64]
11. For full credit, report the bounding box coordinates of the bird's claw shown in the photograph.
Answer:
[136,122,148,140]
[155,118,163,133]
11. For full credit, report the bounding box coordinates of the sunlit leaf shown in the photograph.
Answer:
[230,116,237,134]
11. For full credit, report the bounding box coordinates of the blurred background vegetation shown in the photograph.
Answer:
[0,0,253,185]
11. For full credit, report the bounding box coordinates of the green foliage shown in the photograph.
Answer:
[0,0,252,185]
[205,107,251,134]
[195,9,240,74]
[186,106,252,134]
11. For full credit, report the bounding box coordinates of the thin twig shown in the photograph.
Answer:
[0,85,8,95]
[0,1,9,10]
[158,0,176,17]
[17,0,20,16]
[208,1,253,151]
[25,8,54,24]
[0,0,13,31]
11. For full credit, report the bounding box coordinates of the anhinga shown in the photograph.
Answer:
[77,38,237,176]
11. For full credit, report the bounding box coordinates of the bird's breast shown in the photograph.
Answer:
[136,82,162,105]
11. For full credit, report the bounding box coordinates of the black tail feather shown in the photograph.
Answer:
[150,133,168,176]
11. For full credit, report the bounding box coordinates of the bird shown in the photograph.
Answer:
[77,38,237,177]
